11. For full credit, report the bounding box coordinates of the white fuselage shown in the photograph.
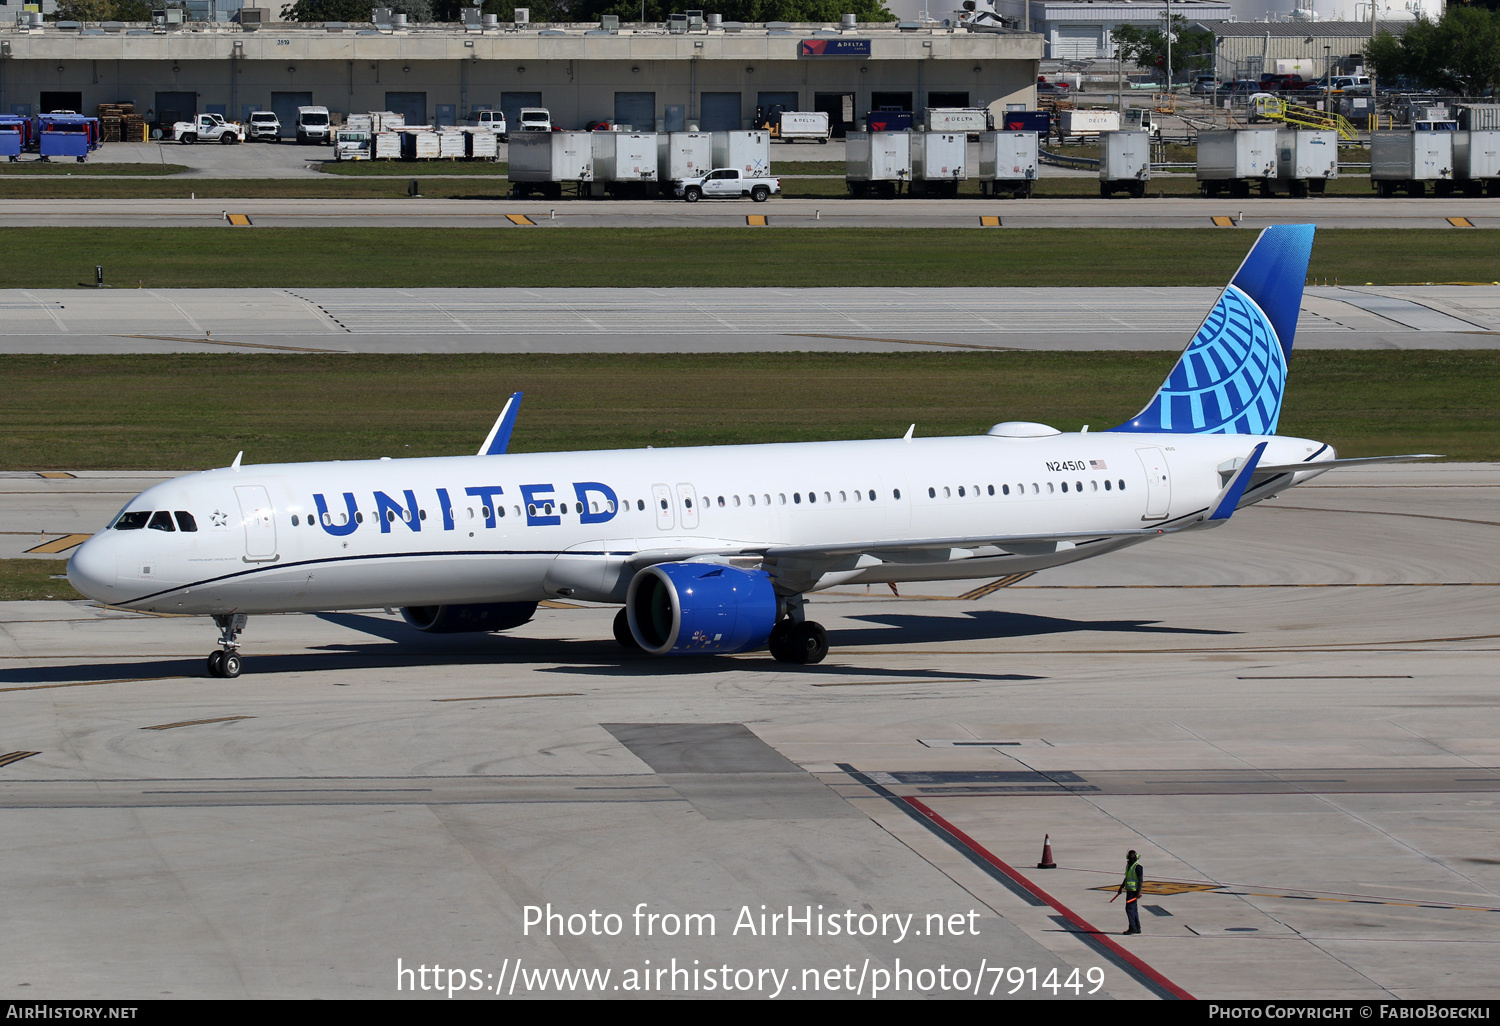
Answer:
[67,429,1333,615]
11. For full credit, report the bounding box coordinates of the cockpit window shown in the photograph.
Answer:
[148,511,176,532]
[114,510,150,531]
[174,511,198,533]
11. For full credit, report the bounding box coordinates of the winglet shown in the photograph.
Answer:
[478,392,523,456]
[1209,442,1268,521]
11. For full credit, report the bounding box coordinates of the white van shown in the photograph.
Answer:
[465,109,508,140]
[296,106,332,145]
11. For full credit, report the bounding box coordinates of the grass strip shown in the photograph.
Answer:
[0,227,1489,289]
[2,352,1493,471]
[0,560,81,600]
[0,162,190,177]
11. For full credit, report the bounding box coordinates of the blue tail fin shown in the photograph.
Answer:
[1110,224,1315,436]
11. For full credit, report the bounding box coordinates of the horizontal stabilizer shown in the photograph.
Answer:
[1255,453,1443,476]
[478,392,523,457]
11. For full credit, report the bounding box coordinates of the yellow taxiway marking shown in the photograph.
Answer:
[1446,216,1475,228]
[24,533,91,554]
[0,751,41,768]
[980,215,1001,227]
[226,213,253,227]
[746,214,768,226]
[1211,216,1237,227]
[433,692,584,702]
[37,472,75,479]
[143,715,254,731]
[957,572,1035,601]
[505,213,537,226]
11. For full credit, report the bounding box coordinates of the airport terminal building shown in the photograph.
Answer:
[0,18,1042,135]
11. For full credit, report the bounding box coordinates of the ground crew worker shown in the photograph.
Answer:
[1116,850,1143,934]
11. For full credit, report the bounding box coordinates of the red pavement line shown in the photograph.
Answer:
[903,796,1195,1001]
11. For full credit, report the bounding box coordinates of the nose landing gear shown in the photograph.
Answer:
[207,613,248,678]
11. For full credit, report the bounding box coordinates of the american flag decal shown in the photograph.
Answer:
[1090,460,1108,470]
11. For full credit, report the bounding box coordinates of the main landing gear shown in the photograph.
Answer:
[768,595,828,665]
[207,613,247,678]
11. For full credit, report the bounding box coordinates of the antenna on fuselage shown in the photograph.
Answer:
[902,424,915,442]
[230,451,243,470]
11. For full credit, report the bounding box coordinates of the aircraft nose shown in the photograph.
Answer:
[67,534,118,602]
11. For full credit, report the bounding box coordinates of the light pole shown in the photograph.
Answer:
[1162,2,1173,92]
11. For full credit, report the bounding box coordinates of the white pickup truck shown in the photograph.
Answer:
[173,113,244,144]
[675,167,781,202]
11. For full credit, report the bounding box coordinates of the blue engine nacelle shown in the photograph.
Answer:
[400,602,538,634]
[626,563,778,655]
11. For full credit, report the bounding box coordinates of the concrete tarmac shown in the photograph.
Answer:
[2,464,1498,999]
[1,194,1495,230]
[3,284,1498,355]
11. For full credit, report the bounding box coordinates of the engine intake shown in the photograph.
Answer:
[626,562,778,655]
[400,602,538,634]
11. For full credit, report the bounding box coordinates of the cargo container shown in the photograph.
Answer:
[373,131,401,160]
[345,114,374,133]
[1371,131,1454,196]
[400,130,440,161]
[910,132,967,196]
[925,107,990,135]
[0,121,21,161]
[1453,130,1500,196]
[1060,109,1119,136]
[372,111,405,132]
[845,130,912,197]
[1099,130,1150,197]
[658,132,714,183]
[711,130,771,178]
[1274,129,1337,196]
[438,130,466,160]
[36,113,99,162]
[977,131,1038,197]
[998,110,1050,134]
[1457,105,1500,132]
[864,110,914,132]
[591,131,658,196]
[1197,130,1278,196]
[509,131,594,198]
[775,111,830,143]
[465,128,499,161]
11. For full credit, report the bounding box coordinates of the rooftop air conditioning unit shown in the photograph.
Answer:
[371,7,392,23]
[686,9,703,28]
[514,7,530,24]
[237,7,266,24]
[601,13,618,29]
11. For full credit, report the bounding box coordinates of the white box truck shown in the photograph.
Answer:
[1099,131,1151,197]
[1197,130,1279,197]
[925,108,990,136]
[658,132,714,183]
[977,131,1038,197]
[1371,131,1454,196]
[508,131,594,198]
[1275,129,1338,196]
[1060,109,1120,137]
[1454,130,1500,196]
[591,132,659,196]
[910,131,967,196]
[711,131,771,177]
[845,131,912,197]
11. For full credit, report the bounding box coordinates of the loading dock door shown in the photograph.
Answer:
[40,92,83,114]
[614,91,656,131]
[501,91,542,133]
[814,92,855,138]
[385,91,428,127]
[870,91,914,112]
[700,92,741,131]
[155,90,199,130]
[270,91,312,138]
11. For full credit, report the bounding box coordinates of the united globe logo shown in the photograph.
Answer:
[1141,284,1287,435]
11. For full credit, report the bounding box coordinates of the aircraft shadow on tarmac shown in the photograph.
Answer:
[3,609,1228,685]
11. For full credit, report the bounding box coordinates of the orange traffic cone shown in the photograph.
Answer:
[1037,833,1057,869]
